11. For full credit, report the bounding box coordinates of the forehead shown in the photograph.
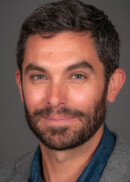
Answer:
[23,31,102,70]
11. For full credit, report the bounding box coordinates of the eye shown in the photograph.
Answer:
[72,74,86,79]
[31,74,46,80]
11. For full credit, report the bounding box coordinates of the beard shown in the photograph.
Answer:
[23,87,107,151]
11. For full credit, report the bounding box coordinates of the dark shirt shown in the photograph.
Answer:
[30,124,115,182]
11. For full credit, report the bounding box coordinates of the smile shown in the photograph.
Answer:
[43,116,75,122]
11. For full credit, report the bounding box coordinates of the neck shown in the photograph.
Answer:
[40,124,104,182]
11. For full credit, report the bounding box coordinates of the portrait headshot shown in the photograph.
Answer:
[0,0,130,181]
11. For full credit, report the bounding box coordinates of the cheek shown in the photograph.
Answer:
[23,85,47,112]
[68,87,96,109]
[68,82,104,110]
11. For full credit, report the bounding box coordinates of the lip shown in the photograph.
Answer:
[43,116,75,122]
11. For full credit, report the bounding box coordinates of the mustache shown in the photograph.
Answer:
[33,106,87,119]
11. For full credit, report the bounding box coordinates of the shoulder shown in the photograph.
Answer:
[100,135,130,182]
[0,150,34,182]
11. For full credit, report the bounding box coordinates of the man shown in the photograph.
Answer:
[0,0,129,181]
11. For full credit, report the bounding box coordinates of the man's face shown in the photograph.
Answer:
[17,32,108,150]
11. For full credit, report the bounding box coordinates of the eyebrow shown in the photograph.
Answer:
[24,60,94,75]
[24,64,48,74]
[65,60,94,72]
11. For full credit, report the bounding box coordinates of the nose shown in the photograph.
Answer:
[47,81,67,107]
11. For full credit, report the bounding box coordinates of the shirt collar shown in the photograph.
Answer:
[77,124,115,182]
[30,124,115,182]
[30,145,43,182]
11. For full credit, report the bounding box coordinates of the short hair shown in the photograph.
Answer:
[17,0,120,83]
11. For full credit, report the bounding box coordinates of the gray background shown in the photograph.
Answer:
[0,0,130,166]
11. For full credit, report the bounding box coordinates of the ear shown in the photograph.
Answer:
[107,68,126,103]
[16,70,24,102]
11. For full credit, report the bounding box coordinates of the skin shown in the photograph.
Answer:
[16,31,125,182]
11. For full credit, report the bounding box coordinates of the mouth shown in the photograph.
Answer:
[43,116,75,122]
